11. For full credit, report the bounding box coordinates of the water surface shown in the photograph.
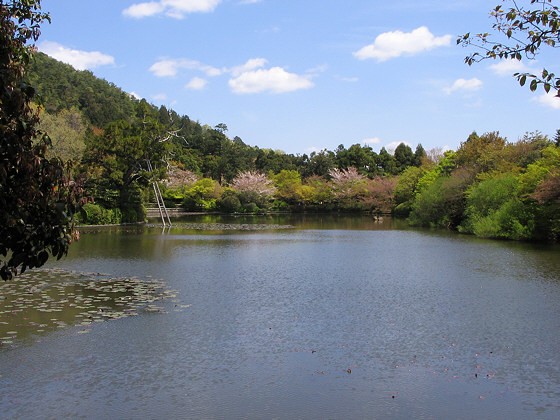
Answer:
[1,215,559,419]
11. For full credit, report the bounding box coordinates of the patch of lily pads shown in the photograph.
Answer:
[147,222,295,231]
[0,268,178,348]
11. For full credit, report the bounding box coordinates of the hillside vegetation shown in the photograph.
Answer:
[29,52,560,241]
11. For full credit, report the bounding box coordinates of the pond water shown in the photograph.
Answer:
[1,214,560,419]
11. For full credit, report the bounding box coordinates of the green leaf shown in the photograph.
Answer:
[530,79,538,91]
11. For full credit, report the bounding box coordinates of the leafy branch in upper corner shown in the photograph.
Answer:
[458,0,560,95]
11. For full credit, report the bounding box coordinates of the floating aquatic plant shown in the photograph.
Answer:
[0,268,178,348]
[147,222,294,231]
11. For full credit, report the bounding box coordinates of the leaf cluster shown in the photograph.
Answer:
[459,0,560,95]
[0,1,80,279]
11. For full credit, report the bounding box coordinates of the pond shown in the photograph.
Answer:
[1,214,560,419]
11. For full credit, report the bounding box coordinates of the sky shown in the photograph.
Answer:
[37,0,560,155]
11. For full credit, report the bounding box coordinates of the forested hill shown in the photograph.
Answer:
[28,52,136,128]
[26,51,422,181]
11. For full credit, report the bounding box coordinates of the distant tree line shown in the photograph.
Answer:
[28,52,560,242]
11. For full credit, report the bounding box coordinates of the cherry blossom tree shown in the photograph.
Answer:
[231,171,276,197]
[328,167,367,201]
[164,167,199,188]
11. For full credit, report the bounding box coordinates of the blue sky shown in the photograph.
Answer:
[38,0,560,155]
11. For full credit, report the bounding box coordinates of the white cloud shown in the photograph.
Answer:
[353,26,451,61]
[152,93,168,101]
[341,77,359,82]
[489,59,529,76]
[38,41,115,70]
[385,141,412,154]
[229,58,268,77]
[149,56,315,95]
[306,64,328,74]
[149,58,222,77]
[122,2,164,18]
[444,78,483,94]
[362,137,381,146]
[229,67,314,94]
[533,91,560,109]
[185,76,208,90]
[123,0,221,19]
[129,91,142,100]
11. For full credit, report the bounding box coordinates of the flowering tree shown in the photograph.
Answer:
[232,171,276,197]
[164,166,199,188]
[328,167,367,201]
[364,176,398,214]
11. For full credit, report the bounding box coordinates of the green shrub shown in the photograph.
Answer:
[271,200,290,212]
[461,174,535,240]
[408,177,449,227]
[181,178,219,211]
[80,203,122,225]
[121,208,137,223]
[242,202,260,213]
[216,191,241,213]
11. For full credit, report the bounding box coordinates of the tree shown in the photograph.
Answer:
[426,146,445,164]
[231,171,276,197]
[364,176,398,214]
[37,107,86,162]
[377,147,398,175]
[459,0,560,95]
[182,178,221,211]
[408,170,473,230]
[460,174,534,239]
[304,175,334,205]
[214,123,228,133]
[532,168,560,203]
[394,143,415,173]
[393,166,425,215]
[328,167,368,202]
[334,144,380,177]
[273,170,303,203]
[82,101,176,219]
[0,1,81,280]
[455,131,507,174]
[413,144,426,167]
[304,149,335,178]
